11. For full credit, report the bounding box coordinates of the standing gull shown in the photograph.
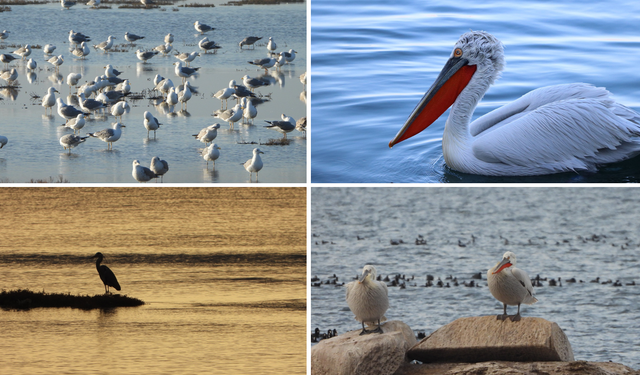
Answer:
[111,101,130,122]
[194,21,214,34]
[193,123,220,145]
[94,36,116,52]
[72,42,90,59]
[64,114,86,134]
[203,143,221,168]
[150,156,169,182]
[69,30,90,47]
[173,61,199,83]
[61,0,76,9]
[487,251,537,321]
[166,87,178,110]
[1,54,18,68]
[136,49,159,62]
[266,37,276,55]
[125,32,145,44]
[42,87,58,114]
[346,265,389,335]
[132,160,156,182]
[154,43,173,56]
[177,81,192,110]
[0,69,18,84]
[47,55,64,72]
[87,122,126,150]
[213,80,235,109]
[239,36,262,49]
[13,44,31,60]
[282,49,297,64]
[86,0,100,8]
[44,44,56,55]
[243,148,264,180]
[242,75,268,91]
[296,117,307,135]
[0,30,9,40]
[199,37,221,54]
[264,116,295,139]
[143,111,162,137]
[26,58,37,71]
[79,92,107,113]
[164,33,174,45]
[92,252,120,293]
[248,57,276,73]
[214,103,243,128]
[56,98,89,123]
[242,97,257,125]
[174,51,199,66]
[60,134,88,154]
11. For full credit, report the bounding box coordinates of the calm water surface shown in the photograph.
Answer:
[311,187,640,369]
[311,0,640,182]
[0,2,306,183]
[1,188,306,374]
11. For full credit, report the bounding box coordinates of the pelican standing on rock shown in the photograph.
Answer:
[92,252,121,294]
[389,30,640,176]
[346,265,389,335]
[487,251,537,321]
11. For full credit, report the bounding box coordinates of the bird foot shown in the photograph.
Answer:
[359,329,373,335]
[496,314,508,321]
[509,314,522,322]
[371,326,384,334]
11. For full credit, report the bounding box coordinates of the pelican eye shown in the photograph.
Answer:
[454,48,463,58]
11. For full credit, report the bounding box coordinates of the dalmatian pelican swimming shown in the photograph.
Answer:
[389,30,640,176]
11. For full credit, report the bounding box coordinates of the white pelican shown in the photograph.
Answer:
[487,251,537,321]
[389,31,640,176]
[346,265,388,335]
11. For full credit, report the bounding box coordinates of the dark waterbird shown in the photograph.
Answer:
[92,252,121,293]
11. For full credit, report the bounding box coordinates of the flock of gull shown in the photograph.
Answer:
[0,15,306,182]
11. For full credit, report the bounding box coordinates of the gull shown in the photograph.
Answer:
[60,134,88,154]
[64,113,86,134]
[153,74,164,87]
[214,103,243,128]
[44,44,56,55]
[488,251,538,322]
[202,143,221,168]
[72,42,90,59]
[275,53,286,70]
[296,116,306,135]
[104,64,122,78]
[264,115,295,139]
[69,30,90,46]
[282,49,297,64]
[42,87,58,115]
[132,160,156,182]
[57,98,89,123]
[193,123,220,145]
[0,30,9,40]
[125,32,145,43]
[242,97,257,124]
[136,49,158,62]
[213,80,235,109]
[346,265,389,335]
[61,0,76,9]
[232,82,256,103]
[0,68,18,84]
[248,57,276,73]
[266,37,276,55]
[47,55,64,72]
[0,136,7,148]
[115,79,130,94]
[173,61,199,83]
[199,37,220,54]
[66,73,82,90]
[96,90,126,105]
[1,54,18,68]
[155,77,174,98]
[174,51,199,66]
[300,71,306,89]
[166,87,178,110]
[242,75,268,91]
[79,92,107,113]
[86,0,100,7]
[143,111,162,137]
[87,122,126,150]
[111,101,130,121]
[26,58,37,71]
[141,0,155,7]
[239,36,262,49]
[94,36,116,52]
[177,81,192,110]
[150,156,169,182]
[13,44,31,60]
[194,21,214,34]
[243,148,264,181]
[154,43,173,55]
[164,33,174,45]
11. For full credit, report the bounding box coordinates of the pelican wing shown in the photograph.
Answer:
[510,267,537,304]
[471,84,640,172]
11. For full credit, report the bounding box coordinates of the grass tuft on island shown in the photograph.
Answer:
[0,289,145,311]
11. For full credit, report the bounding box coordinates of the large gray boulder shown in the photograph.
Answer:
[408,316,574,363]
[311,320,417,375]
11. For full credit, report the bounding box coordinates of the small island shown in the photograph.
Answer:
[0,289,145,311]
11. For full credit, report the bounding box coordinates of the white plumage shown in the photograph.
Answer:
[346,265,389,335]
[487,251,537,321]
[243,148,264,180]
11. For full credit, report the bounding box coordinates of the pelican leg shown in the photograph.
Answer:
[510,304,522,322]
[371,319,384,334]
[359,322,372,336]
[497,303,508,321]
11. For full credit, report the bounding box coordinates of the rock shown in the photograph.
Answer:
[393,360,637,375]
[408,316,573,363]
[311,320,417,375]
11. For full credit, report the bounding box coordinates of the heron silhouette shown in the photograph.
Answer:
[92,252,121,293]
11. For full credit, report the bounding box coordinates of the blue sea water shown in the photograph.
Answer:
[310,0,640,182]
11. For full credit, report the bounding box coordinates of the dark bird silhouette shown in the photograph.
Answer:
[92,252,121,293]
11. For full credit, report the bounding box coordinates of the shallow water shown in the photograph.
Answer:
[0,188,306,374]
[310,0,640,182]
[311,187,640,369]
[0,2,306,183]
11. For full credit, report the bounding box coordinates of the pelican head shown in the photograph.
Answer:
[92,252,104,260]
[389,31,505,147]
[492,251,516,274]
[359,265,377,283]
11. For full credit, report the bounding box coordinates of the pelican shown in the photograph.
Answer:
[487,251,537,321]
[92,252,121,293]
[346,265,388,335]
[389,30,640,176]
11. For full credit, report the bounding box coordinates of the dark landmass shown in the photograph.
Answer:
[0,289,145,310]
